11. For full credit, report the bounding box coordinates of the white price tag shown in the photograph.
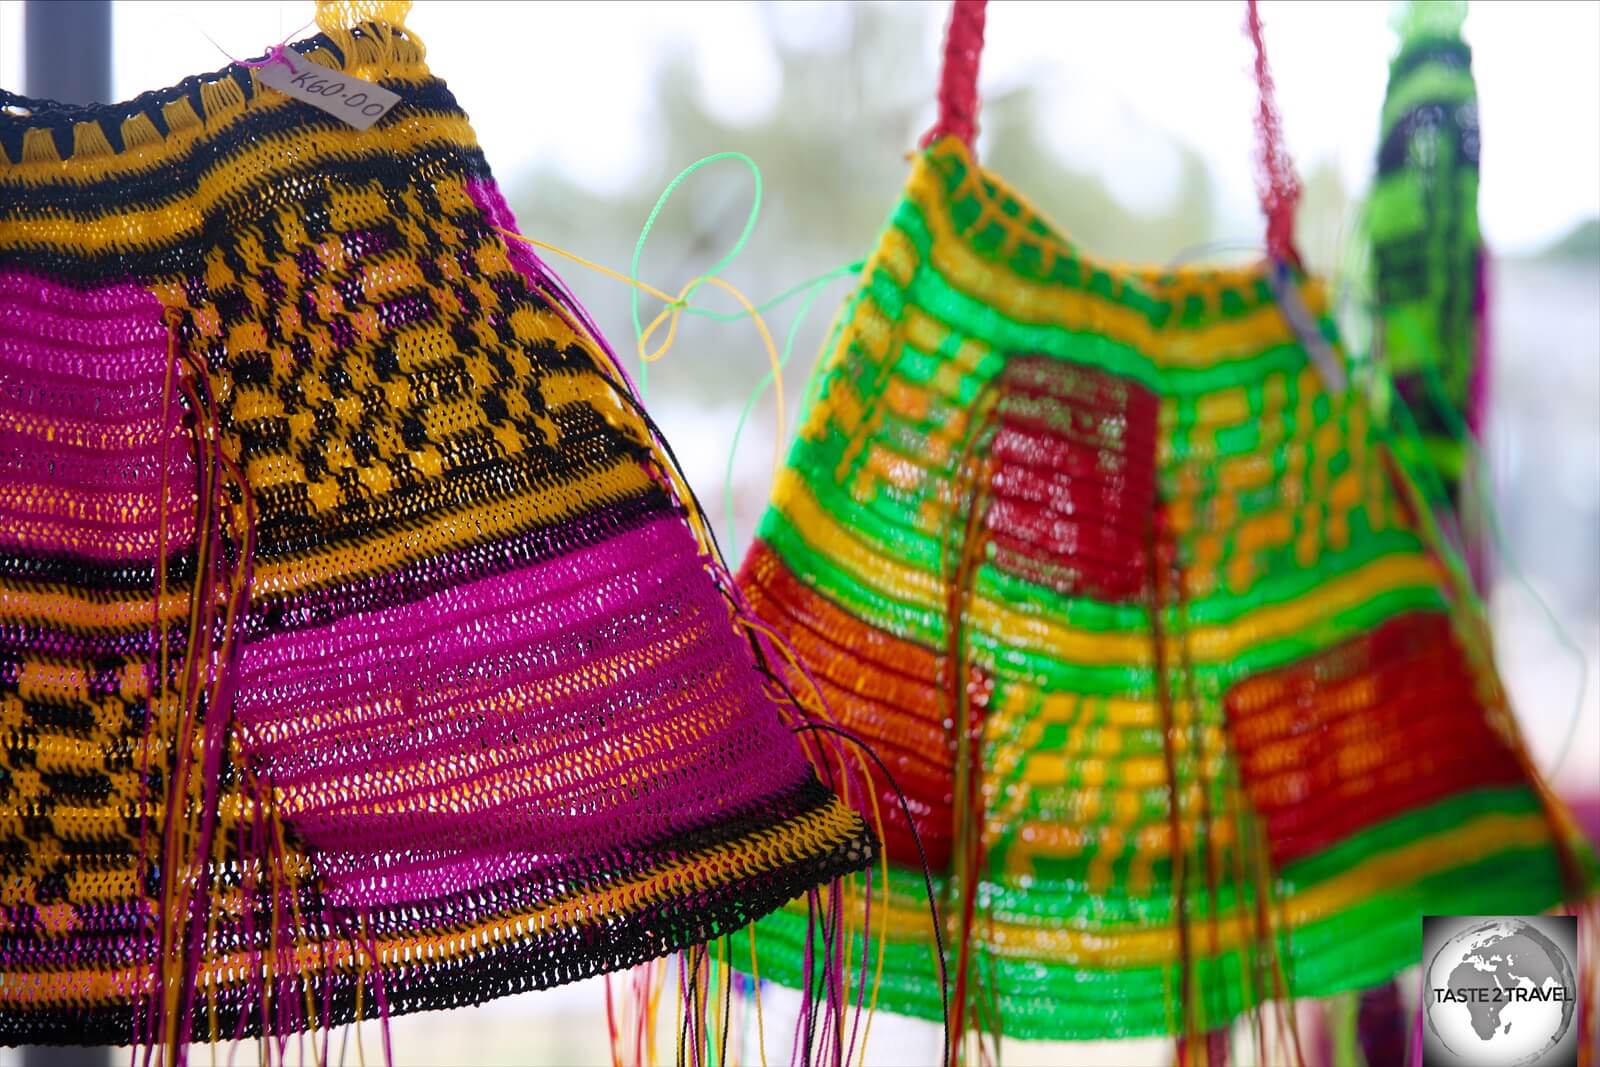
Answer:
[256,59,402,131]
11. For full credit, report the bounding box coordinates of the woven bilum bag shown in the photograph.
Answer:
[734,0,1597,1053]
[1366,0,1488,584]
[0,0,874,1053]
[1328,9,1496,1058]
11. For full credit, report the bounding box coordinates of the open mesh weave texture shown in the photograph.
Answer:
[0,6,873,1046]
[1367,0,1484,525]
[733,135,1595,1041]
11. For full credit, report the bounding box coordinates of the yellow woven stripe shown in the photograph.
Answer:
[773,465,1442,667]
[969,554,1442,667]
[771,467,944,604]
[4,16,430,170]
[3,111,475,242]
[903,152,1335,368]
[0,795,864,1005]
[252,461,656,596]
[860,812,1552,965]
[0,585,199,633]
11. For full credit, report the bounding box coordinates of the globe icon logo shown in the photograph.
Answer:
[1425,917,1578,1066]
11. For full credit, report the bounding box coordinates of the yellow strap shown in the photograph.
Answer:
[314,0,412,33]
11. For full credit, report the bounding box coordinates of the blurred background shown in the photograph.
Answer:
[1,1,1596,1063]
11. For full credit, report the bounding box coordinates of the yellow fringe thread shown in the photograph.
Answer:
[483,226,907,1067]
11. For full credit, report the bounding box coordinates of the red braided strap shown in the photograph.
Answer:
[1245,0,1303,265]
[920,0,988,148]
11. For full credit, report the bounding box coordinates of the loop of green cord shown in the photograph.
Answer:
[625,151,861,562]
[629,152,764,397]
[719,262,861,566]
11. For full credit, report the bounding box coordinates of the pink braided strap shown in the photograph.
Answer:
[917,0,1303,264]
[1245,0,1303,265]
[919,0,987,148]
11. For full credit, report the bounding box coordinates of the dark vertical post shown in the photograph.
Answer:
[20,5,114,1062]
[24,0,113,104]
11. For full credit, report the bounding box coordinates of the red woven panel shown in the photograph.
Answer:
[985,356,1160,603]
[1225,612,1526,866]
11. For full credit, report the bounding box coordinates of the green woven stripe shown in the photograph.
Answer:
[1379,65,1479,133]
[1366,3,1483,508]
[743,789,1573,1038]
[890,201,1330,396]
[749,846,1567,1038]
[762,499,1446,689]
[774,416,1434,634]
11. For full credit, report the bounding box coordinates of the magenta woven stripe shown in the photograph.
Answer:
[234,499,666,652]
[235,516,815,906]
[0,269,195,559]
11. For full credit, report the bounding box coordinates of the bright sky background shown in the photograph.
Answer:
[2,0,1597,252]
